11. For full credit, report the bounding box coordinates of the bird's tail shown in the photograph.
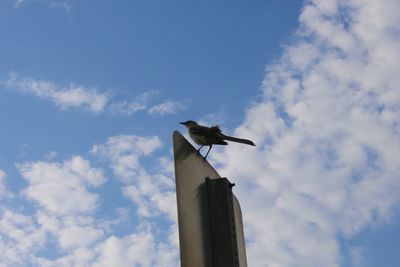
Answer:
[222,135,256,146]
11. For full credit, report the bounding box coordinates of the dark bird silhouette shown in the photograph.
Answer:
[180,120,255,159]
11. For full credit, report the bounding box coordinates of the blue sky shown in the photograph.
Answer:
[0,0,399,266]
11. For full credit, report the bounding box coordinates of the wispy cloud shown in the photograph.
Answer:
[44,151,58,161]
[108,91,157,116]
[4,73,184,117]
[215,0,400,266]
[110,92,186,116]
[5,73,109,113]
[0,170,12,198]
[349,246,371,267]
[13,0,73,13]
[148,100,186,116]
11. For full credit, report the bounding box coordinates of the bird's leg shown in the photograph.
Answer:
[196,145,204,156]
[204,145,212,160]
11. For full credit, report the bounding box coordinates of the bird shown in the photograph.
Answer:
[180,120,255,159]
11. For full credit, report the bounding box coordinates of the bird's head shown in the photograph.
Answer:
[179,120,198,128]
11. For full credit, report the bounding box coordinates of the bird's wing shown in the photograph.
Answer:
[210,125,222,133]
[189,125,222,138]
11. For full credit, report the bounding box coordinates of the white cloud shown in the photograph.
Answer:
[213,0,400,266]
[1,162,105,265]
[0,170,11,198]
[91,135,162,182]
[29,134,178,266]
[5,73,109,113]
[17,156,106,214]
[58,224,103,250]
[122,179,176,219]
[0,133,179,266]
[36,211,104,251]
[148,100,186,116]
[92,224,178,267]
[91,134,179,262]
[92,134,177,220]
[0,209,46,266]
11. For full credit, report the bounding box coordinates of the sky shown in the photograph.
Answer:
[0,0,399,266]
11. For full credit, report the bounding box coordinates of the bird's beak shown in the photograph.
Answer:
[179,122,185,125]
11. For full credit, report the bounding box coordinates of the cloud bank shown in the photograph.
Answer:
[215,0,400,266]
[1,135,179,266]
